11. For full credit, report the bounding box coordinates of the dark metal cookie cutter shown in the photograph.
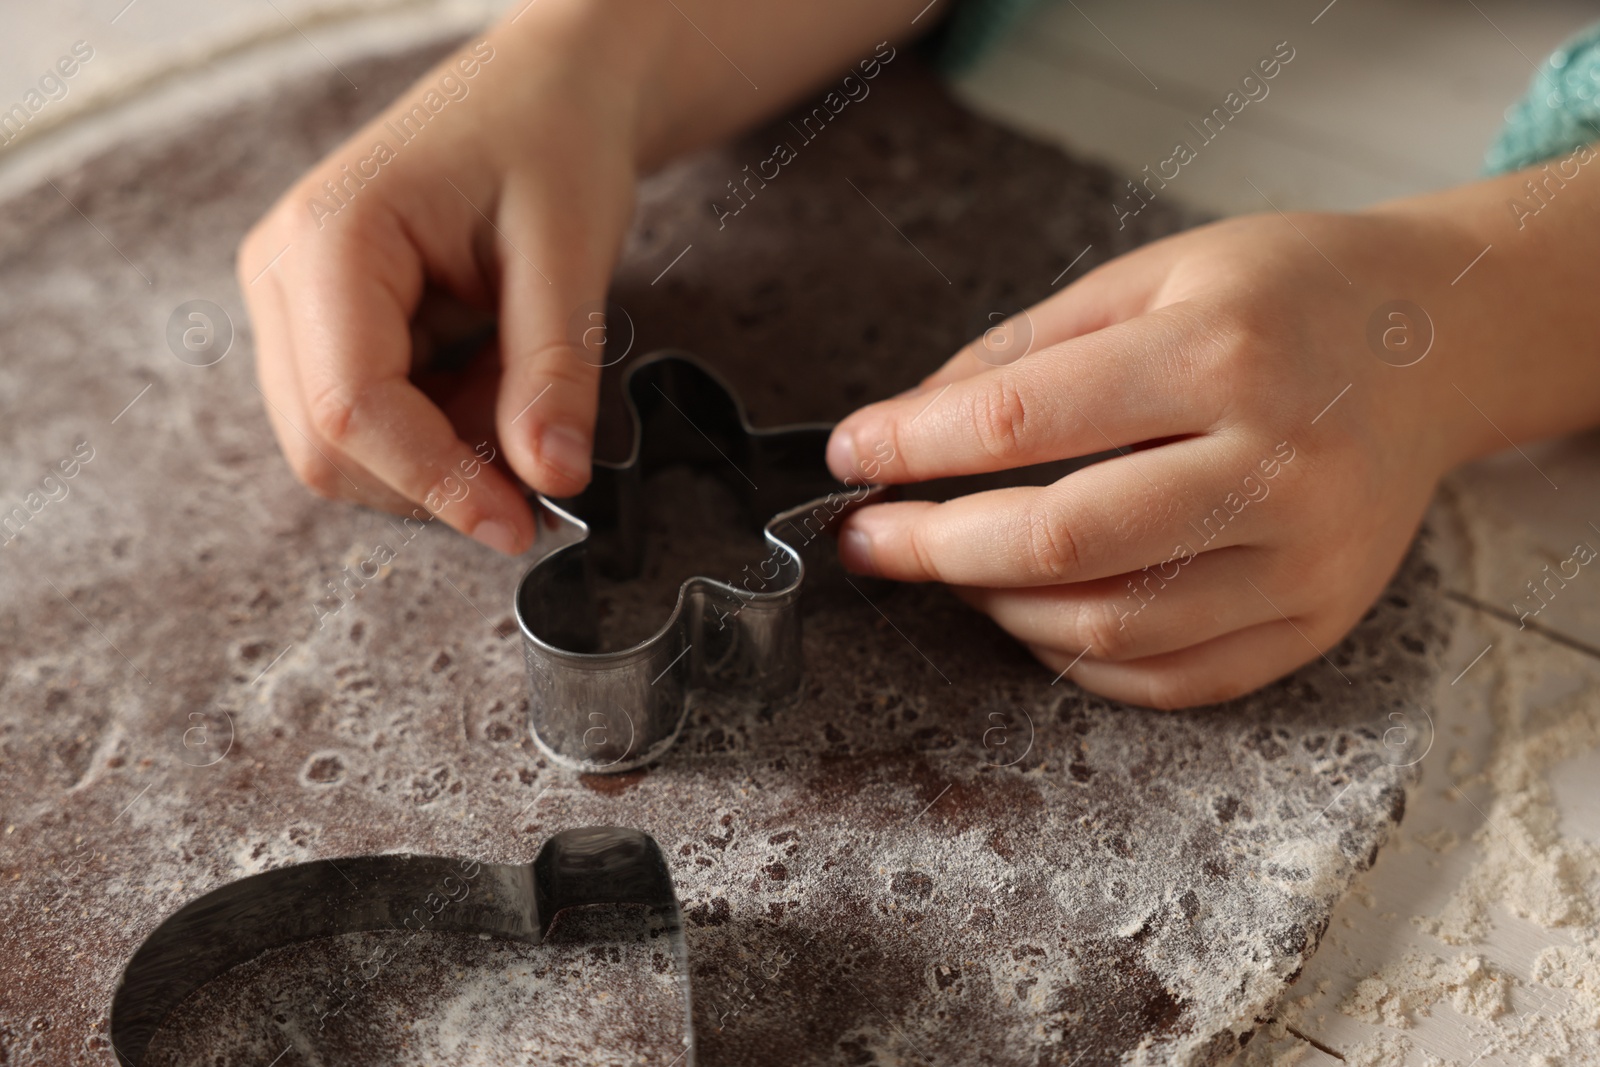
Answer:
[109,826,692,1066]
[516,351,879,774]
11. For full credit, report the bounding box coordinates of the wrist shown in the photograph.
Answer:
[490,0,937,171]
[1342,202,1491,476]
[1365,166,1600,469]
[484,0,684,165]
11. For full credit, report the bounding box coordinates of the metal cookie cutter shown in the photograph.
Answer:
[516,351,878,774]
[109,826,693,1066]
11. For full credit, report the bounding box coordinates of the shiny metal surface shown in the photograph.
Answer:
[516,351,878,773]
[108,827,692,1066]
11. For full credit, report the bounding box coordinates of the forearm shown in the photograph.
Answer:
[495,0,935,170]
[1371,154,1600,463]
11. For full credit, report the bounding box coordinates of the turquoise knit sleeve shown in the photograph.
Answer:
[927,0,1040,74]
[1485,21,1600,174]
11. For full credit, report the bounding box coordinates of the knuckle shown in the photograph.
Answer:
[1018,507,1081,583]
[863,415,903,479]
[293,454,344,500]
[504,341,602,419]
[1176,305,1276,422]
[902,516,945,583]
[275,183,356,248]
[520,339,602,382]
[969,376,1029,461]
[1074,599,1136,663]
[1218,300,1276,352]
[307,382,358,446]
[1195,280,1280,347]
[274,187,323,237]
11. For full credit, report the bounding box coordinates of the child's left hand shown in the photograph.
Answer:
[826,208,1486,708]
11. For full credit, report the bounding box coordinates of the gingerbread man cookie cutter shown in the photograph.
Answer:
[515,351,881,774]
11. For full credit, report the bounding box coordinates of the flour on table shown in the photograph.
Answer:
[1343,1031,1414,1067]
[1339,952,1511,1027]
[1339,634,1600,1064]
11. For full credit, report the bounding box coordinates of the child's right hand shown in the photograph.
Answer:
[238,10,650,556]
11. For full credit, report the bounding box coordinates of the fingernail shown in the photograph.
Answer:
[538,424,591,484]
[471,517,522,555]
[838,528,876,575]
[826,430,856,479]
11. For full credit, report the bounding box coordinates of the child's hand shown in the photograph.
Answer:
[237,16,647,555]
[238,0,933,556]
[827,207,1525,708]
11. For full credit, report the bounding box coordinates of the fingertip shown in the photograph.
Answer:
[826,428,857,482]
[441,462,538,555]
[537,423,592,493]
[497,360,599,498]
[837,524,877,576]
[502,415,594,499]
[832,498,945,584]
[470,517,527,556]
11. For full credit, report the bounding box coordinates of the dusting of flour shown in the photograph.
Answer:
[1340,636,1600,1065]
[1340,952,1511,1027]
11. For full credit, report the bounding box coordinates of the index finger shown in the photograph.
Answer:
[826,304,1218,485]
